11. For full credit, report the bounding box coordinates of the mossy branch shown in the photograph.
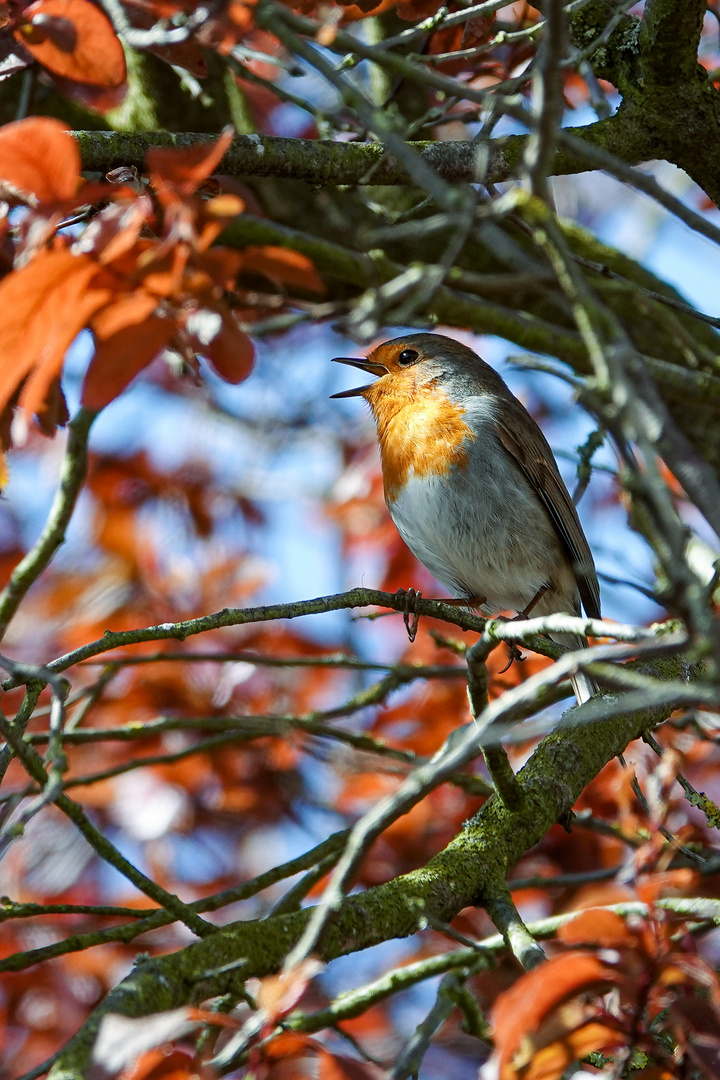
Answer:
[74,116,645,188]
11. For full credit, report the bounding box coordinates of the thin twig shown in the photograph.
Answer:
[483,887,546,969]
[0,828,351,973]
[0,409,95,643]
[0,714,216,938]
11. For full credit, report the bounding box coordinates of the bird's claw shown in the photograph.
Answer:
[394,587,422,642]
[498,641,524,674]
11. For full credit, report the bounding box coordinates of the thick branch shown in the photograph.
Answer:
[569,0,720,203]
[74,114,647,187]
[638,0,706,84]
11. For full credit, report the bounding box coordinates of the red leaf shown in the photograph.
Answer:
[257,959,322,1024]
[517,1021,627,1080]
[0,248,114,417]
[319,1050,388,1079]
[83,293,177,410]
[0,116,80,203]
[121,1047,197,1080]
[558,908,632,948]
[190,310,254,385]
[147,128,235,200]
[18,0,126,87]
[264,1031,317,1060]
[242,245,326,294]
[491,953,620,1075]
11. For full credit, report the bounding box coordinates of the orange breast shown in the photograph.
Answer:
[364,377,475,501]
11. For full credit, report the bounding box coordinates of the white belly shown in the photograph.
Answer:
[387,459,569,614]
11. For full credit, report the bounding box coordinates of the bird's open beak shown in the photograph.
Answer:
[330,357,388,398]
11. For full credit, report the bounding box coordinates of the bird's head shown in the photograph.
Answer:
[331,333,499,405]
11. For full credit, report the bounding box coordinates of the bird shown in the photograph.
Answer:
[331,332,600,704]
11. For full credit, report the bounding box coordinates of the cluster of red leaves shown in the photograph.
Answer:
[489,905,720,1080]
[0,116,323,444]
[0,0,126,110]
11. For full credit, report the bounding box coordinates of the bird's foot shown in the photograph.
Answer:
[497,641,525,674]
[394,590,488,643]
[514,583,550,620]
[393,587,422,643]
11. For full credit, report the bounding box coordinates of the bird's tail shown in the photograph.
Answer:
[550,631,597,705]
[570,670,597,706]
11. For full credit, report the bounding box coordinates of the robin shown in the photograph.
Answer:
[331,332,600,703]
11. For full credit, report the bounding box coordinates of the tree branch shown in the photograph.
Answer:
[638,0,706,84]
[0,409,95,643]
[74,115,647,188]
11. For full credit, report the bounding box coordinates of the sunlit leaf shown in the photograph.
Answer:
[242,245,326,295]
[18,0,126,86]
[520,1021,628,1080]
[0,248,114,418]
[257,959,323,1022]
[83,294,177,410]
[557,908,632,948]
[147,127,235,201]
[319,1049,389,1079]
[0,116,79,203]
[491,952,620,1078]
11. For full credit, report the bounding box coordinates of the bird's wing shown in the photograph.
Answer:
[493,398,601,619]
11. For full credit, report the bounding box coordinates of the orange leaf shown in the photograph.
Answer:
[197,311,254,385]
[121,1047,197,1080]
[558,908,632,948]
[263,1031,317,1060]
[521,1021,627,1080]
[491,953,620,1075]
[19,0,126,87]
[147,128,234,200]
[257,959,322,1023]
[0,248,114,417]
[0,116,80,203]
[242,245,326,294]
[340,0,398,20]
[319,1049,387,1079]
[83,293,177,410]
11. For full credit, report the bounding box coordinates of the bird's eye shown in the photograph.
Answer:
[397,349,419,366]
